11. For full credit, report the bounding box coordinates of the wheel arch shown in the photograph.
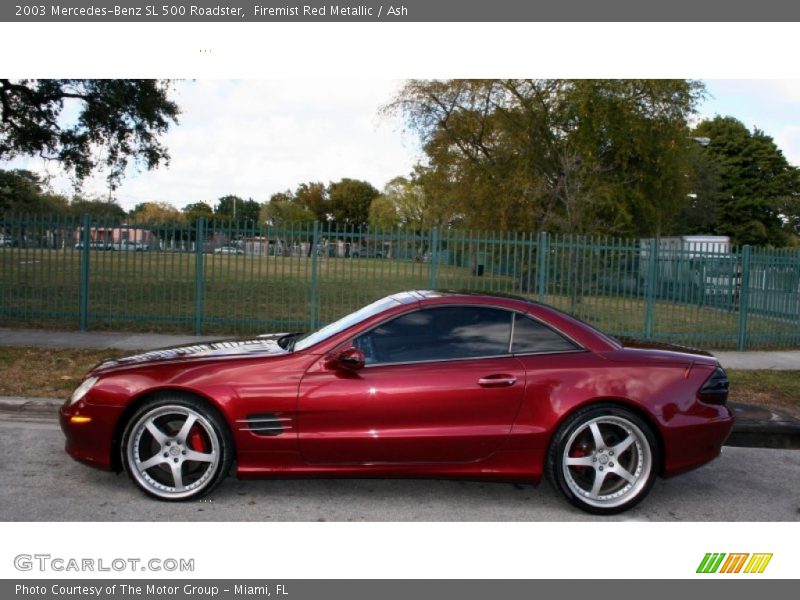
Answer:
[548,397,666,477]
[110,387,234,473]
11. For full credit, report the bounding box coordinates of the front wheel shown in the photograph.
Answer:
[121,396,233,501]
[547,405,659,515]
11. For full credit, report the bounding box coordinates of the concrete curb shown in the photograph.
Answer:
[727,403,800,450]
[2,397,798,450]
[0,397,64,413]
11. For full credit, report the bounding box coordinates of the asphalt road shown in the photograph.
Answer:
[1,415,798,522]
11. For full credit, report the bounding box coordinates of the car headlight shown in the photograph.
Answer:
[67,376,99,406]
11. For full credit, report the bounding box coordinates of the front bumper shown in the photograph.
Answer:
[59,399,124,471]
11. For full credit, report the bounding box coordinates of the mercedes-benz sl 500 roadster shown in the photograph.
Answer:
[61,290,733,514]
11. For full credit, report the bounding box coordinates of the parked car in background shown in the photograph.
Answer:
[110,241,148,252]
[60,290,733,514]
[75,241,113,251]
[213,246,244,255]
[0,235,15,248]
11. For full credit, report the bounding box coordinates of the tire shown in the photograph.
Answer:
[546,404,659,515]
[121,395,234,501]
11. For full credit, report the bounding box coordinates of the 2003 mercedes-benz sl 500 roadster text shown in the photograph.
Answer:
[61,290,733,514]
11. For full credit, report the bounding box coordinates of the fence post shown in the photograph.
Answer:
[194,217,206,335]
[737,245,751,351]
[429,227,439,289]
[644,238,658,339]
[78,213,91,331]
[309,221,320,330]
[536,231,549,302]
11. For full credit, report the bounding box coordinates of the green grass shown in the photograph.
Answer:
[1,247,798,349]
[0,346,126,399]
[728,370,800,418]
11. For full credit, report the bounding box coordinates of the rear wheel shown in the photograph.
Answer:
[547,405,658,515]
[121,396,233,501]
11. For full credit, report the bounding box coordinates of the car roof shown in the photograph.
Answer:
[388,290,619,352]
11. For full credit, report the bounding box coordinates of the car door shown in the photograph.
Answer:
[297,305,526,465]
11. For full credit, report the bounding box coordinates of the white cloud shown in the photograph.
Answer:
[700,80,800,166]
[5,79,420,210]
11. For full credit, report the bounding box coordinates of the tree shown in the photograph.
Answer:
[368,175,448,231]
[68,197,126,219]
[129,201,183,225]
[0,79,179,189]
[294,182,329,221]
[328,178,379,230]
[182,202,214,222]
[368,195,400,229]
[215,195,261,225]
[0,169,64,213]
[386,79,704,236]
[260,198,316,228]
[0,169,132,219]
[686,116,800,246]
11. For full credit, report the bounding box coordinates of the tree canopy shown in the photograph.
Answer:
[684,116,800,246]
[260,197,316,228]
[181,201,215,221]
[387,79,705,236]
[0,79,179,190]
[214,195,261,225]
[328,178,379,229]
[3,78,799,247]
[129,201,183,225]
[0,168,125,218]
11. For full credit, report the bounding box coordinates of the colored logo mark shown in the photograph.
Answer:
[696,553,773,574]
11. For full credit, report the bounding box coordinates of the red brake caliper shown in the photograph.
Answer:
[189,425,208,452]
[569,444,589,470]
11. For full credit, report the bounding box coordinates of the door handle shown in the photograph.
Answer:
[477,375,517,387]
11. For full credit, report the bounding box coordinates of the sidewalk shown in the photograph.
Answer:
[2,327,800,370]
[0,328,220,352]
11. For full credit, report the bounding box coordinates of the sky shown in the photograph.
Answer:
[5,78,800,212]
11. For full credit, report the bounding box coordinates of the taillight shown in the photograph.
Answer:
[698,367,729,405]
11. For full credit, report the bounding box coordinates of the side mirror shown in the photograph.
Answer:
[329,346,365,371]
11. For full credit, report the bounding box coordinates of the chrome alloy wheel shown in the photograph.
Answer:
[126,405,220,500]
[561,415,652,510]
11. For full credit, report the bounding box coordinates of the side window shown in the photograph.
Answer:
[355,306,512,364]
[512,315,579,354]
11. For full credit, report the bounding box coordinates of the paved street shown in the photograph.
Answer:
[1,414,798,522]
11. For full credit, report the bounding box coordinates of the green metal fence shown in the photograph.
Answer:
[1,213,799,350]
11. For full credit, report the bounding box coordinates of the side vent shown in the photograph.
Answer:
[237,413,291,436]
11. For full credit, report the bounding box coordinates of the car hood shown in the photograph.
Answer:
[92,333,293,373]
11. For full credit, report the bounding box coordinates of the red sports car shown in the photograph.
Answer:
[60,290,733,514]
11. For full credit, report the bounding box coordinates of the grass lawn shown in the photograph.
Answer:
[0,347,126,399]
[727,370,800,418]
[1,248,798,349]
[0,346,797,418]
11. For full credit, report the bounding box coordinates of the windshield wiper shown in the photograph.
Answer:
[287,335,298,352]
[278,332,303,352]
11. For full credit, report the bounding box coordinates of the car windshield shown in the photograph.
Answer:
[293,296,403,352]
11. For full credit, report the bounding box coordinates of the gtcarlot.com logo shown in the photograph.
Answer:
[14,554,195,572]
[696,553,773,574]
